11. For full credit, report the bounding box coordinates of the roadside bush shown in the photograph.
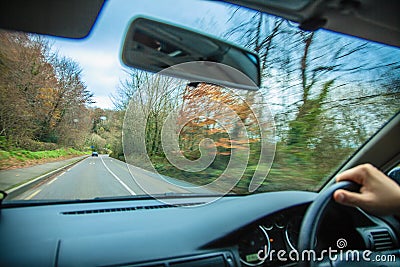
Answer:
[0,150,11,160]
[17,138,58,152]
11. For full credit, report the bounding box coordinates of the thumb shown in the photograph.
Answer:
[333,189,365,207]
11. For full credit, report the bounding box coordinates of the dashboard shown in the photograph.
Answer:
[234,203,400,267]
[237,207,306,266]
[0,191,399,266]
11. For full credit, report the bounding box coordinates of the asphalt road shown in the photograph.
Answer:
[13,155,215,201]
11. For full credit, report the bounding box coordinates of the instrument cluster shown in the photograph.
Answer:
[238,207,306,266]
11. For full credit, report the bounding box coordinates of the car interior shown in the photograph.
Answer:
[0,0,399,266]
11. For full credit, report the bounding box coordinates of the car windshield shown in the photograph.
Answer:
[0,0,399,202]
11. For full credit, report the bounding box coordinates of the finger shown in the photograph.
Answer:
[335,164,371,184]
[333,189,365,207]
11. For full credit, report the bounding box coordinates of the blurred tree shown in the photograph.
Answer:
[179,82,259,159]
[217,9,400,189]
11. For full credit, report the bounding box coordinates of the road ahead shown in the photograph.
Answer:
[13,155,215,200]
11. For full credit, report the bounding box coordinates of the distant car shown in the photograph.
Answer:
[91,151,99,157]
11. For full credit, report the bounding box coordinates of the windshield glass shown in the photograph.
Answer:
[0,0,399,201]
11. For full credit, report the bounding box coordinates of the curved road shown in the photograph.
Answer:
[14,155,215,200]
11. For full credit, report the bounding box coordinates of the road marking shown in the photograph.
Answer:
[5,156,88,195]
[47,178,57,185]
[58,171,66,177]
[100,156,136,195]
[26,189,41,200]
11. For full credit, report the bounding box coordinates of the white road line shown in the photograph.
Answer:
[58,171,66,177]
[25,189,41,200]
[100,156,136,195]
[47,178,57,185]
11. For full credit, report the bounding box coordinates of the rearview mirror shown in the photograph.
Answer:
[121,17,261,90]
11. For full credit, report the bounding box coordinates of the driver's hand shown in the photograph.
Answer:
[333,163,400,217]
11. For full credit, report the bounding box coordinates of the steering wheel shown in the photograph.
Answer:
[297,181,360,267]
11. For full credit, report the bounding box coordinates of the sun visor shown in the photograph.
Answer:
[0,0,105,39]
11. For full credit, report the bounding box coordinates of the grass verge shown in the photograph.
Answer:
[0,148,88,170]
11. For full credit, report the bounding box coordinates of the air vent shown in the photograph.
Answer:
[170,255,227,267]
[370,230,394,251]
[111,252,234,267]
[61,202,204,215]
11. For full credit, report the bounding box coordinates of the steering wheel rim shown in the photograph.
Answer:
[297,181,360,267]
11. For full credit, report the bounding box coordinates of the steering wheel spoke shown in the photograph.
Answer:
[297,181,361,267]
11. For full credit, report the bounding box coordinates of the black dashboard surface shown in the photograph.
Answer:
[0,191,316,266]
[2,191,398,267]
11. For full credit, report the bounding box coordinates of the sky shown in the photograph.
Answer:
[47,0,233,109]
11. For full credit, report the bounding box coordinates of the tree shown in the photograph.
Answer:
[221,9,400,188]
[0,31,55,145]
[39,56,93,143]
[0,30,94,150]
[111,69,148,111]
[178,82,260,158]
